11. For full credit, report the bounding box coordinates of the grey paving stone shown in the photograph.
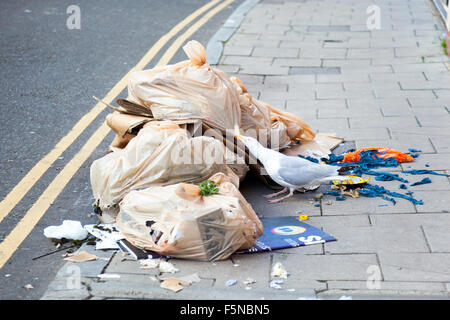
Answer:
[239,65,289,75]
[342,65,394,74]
[306,118,350,132]
[273,58,322,67]
[407,97,449,108]
[300,48,348,59]
[221,55,272,66]
[290,67,341,75]
[280,40,322,48]
[223,45,253,56]
[393,63,448,73]
[379,253,450,282]
[408,190,450,213]
[286,99,347,111]
[417,115,450,128]
[322,59,372,67]
[317,73,371,83]
[327,280,446,292]
[369,213,450,228]
[401,153,450,171]
[370,72,427,82]
[400,80,450,90]
[323,226,429,254]
[265,74,316,84]
[422,226,450,253]
[376,90,436,99]
[318,107,382,119]
[280,253,379,281]
[430,136,450,153]
[321,192,417,215]
[331,127,391,141]
[349,116,419,129]
[348,48,395,59]
[308,25,350,32]
[307,215,371,229]
[252,47,299,58]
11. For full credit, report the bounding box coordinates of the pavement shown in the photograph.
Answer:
[40,0,450,300]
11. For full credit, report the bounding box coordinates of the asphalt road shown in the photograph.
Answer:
[0,0,243,300]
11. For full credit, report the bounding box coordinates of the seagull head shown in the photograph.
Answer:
[234,135,266,158]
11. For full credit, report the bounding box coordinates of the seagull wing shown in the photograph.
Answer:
[276,156,338,187]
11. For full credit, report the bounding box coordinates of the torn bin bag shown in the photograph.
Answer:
[127,40,241,132]
[116,173,264,261]
[90,123,229,223]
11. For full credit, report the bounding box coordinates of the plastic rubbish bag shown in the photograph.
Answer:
[90,122,230,223]
[127,40,241,131]
[116,173,264,261]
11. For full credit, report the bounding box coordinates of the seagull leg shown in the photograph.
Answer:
[263,187,289,199]
[267,189,294,204]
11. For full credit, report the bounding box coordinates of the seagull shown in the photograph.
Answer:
[235,135,357,203]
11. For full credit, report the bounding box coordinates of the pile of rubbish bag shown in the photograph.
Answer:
[86,40,338,261]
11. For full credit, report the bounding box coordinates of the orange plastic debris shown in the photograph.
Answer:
[341,148,414,163]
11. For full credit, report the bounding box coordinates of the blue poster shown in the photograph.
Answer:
[237,216,336,254]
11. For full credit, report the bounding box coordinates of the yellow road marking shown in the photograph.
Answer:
[0,0,220,226]
[0,0,235,269]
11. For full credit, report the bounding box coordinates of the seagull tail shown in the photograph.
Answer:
[337,165,359,175]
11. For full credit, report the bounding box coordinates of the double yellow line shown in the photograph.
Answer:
[0,0,235,268]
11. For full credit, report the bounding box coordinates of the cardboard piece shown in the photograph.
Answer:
[63,251,98,263]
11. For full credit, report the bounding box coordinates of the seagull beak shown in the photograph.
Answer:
[234,135,243,140]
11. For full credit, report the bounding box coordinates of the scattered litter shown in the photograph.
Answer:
[5,274,11,277]
[269,279,284,289]
[408,148,421,153]
[411,177,432,186]
[23,284,34,290]
[358,184,423,205]
[233,263,240,267]
[325,201,332,205]
[226,279,238,287]
[243,278,256,285]
[271,262,288,279]
[159,261,179,273]
[24,9,32,13]
[338,148,414,164]
[378,204,388,207]
[177,273,201,284]
[245,286,252,290]
[44,220,88,241]
[149,276,158,281]
[139,258,160,269]
[299,215,308,221]
[402,170,450,177]
[287,288,295,292]
[399,184,407,189]
[98,273,121,279]
[160,277,191,293]
[84,224,123,250]
[314,203,320,207]
[63,251,98,263]
[339,295,353,300]
[336,196,346,201]
[314,193,323,199]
